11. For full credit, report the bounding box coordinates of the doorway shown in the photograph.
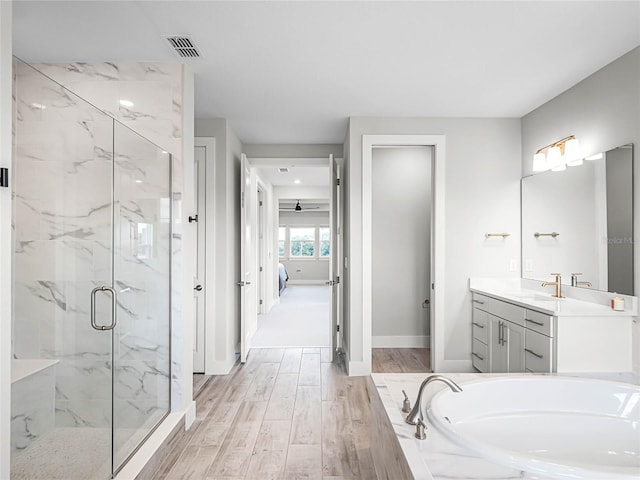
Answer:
[362,134,446,374]
[246,157,338,352]
[371,146,432,373]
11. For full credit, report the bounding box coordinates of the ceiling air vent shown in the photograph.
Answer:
[165,36,201,58]
[278,168,289,173]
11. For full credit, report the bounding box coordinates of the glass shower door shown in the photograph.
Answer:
[12,59,115,480]
[112,123,171,472]
[12,59,171,479]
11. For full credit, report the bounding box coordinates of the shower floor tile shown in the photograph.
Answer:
[11,427,116,480]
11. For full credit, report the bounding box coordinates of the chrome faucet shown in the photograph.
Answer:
[405,375,463,427]
[570,273,592,287]
[542,273,563,298]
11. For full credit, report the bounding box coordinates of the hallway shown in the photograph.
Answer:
[143,348,381,479]
[252,286,331,348]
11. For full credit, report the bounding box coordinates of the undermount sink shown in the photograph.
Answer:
[510,293,563,302]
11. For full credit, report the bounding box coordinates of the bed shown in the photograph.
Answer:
[278,263,289,295]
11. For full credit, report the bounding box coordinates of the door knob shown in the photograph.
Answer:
[194,285,203,291]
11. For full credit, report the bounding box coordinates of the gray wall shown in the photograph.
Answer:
[195,118,243,371]
[244,144,343,158]
[521,46,640,374]
[372,147,432,345]
[344,117,522,372]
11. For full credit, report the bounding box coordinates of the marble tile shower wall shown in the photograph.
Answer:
[12,61,186,442]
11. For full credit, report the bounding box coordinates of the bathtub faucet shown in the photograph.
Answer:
[405,374,463,426]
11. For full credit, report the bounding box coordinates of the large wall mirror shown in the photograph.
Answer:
[521,144,634,295]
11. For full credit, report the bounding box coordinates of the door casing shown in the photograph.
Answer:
[362,134,446,374]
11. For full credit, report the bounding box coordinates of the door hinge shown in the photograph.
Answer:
[188,214,198,223]
[432,283,435,290]
[259,200,263,207]
[259,299,263,305]
[336,325,340,332]
[259,266,263,272]
[336,276,340,284]
[0,168,8,188]
[241,192,244,208]
[336,178,340,186]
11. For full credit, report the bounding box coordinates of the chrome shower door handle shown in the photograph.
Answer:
[91,286,118,331]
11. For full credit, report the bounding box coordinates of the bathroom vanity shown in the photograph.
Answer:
[470,278,637,373]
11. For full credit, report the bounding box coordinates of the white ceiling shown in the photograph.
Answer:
[12,1,640,144]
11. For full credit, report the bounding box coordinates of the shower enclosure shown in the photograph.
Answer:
[11,59,171,479]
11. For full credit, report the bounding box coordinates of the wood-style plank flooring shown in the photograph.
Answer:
[149,348,381,479]
[193,373,213,397]
[371,348,431,373]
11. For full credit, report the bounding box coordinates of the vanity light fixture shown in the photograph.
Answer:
[532,135,582,172]
[585,152,603,161]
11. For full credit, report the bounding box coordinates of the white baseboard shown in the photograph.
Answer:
[434,359,474,373]
[372,335,430,348]
[345,350,370,376]
[287,280,327,285]
[205,356,237,375]
[184,400,196,430]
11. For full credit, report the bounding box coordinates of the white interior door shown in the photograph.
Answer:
[257,187,265,314]
[193,145,206,372]
[329,154,342,360]
[240,153,258,363]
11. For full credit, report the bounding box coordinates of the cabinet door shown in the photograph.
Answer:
[489,315,507,373]
[505,322,525,373]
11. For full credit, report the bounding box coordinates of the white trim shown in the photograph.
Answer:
[0,3,11,478]
[362,135,446,374]
[372,336,430,348]
[286,280,327,285]
[195,137,217,377]
[207,357,237,375]
[345,350,369,376]
[184,400,197,429]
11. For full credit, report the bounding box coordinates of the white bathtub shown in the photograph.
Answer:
[427,376,640,480]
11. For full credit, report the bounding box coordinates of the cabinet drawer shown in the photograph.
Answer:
[471,293,491,312]
[525,329,553,373]
[491,299,525,327]
[472,338,489,372]
[472,308,489,344]
[472,293,525,326]
[525,309,554,337]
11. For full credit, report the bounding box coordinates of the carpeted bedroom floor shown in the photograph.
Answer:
[251,285,331,347]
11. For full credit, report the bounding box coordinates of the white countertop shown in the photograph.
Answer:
[470,277,637,317]
[372,372,639,480]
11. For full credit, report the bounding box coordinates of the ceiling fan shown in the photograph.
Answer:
[281,200,320,212]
